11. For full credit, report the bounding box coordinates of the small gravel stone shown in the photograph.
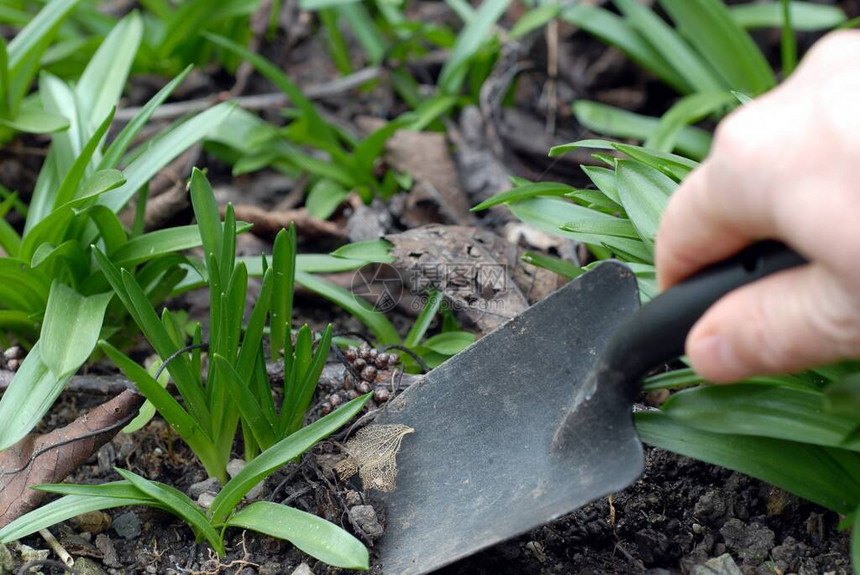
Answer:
[112,511,142,539]
[690,553,743,575]
[18,544,49,564]
[71,510,112,535]
[226,458,247,479]
[198,491,217,509]
[96,534,121,568]
[719,519,775,563]
[74,557,109,575]
[259,562,282,575]
[291,564,314,575]
[345,490,362,506]
[189,477,221,499]
[0,543,13,575]
[3,346,22,360]
[349,505,383,539]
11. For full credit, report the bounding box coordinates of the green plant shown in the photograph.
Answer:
[562,0,847,158]
[0,392,371,569]
[0,0,84,142]
[476,137,860,572]
[0,13,233,451]
[96,169,340,480]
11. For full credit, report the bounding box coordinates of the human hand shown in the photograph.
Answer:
[655,31,860,383]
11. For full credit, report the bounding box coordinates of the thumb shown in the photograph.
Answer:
[686,265,860,382]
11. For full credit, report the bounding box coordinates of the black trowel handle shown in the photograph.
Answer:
[607,241,807,398]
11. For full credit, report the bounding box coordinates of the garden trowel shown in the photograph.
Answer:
[373,242,805,575]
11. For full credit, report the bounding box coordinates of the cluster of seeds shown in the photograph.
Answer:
[321,344,400,414]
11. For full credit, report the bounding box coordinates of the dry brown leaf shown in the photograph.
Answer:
[387,225,562,332]
[336,424,414,492]
[0,390,144,527]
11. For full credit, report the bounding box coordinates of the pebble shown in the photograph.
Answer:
[291,564,314,575]
[71,510,112,534]
[0,544,12,575]
[198,491,217,509]
[349,505,383,539]
[18,544,49,564]
[74,558,109,575]
[720,519,775,563]
[259,562,282,575]
[227,458,247,479]
[3,346,22,360]
[344,490,362,506]
[112,511,142,539]
[96,534,122,568]
[189,477,221,499]
[690,553,743,575]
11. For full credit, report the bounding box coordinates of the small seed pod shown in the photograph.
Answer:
[343,374,354,390]
[329,393,343,407]
[387,353,400,366]
[344,347,358,362]
[344,390,359,401]
[357,381,372,394]
[376,353,389,366]
[359,345,371,360]
[361,366,377,382]
[320,402,333,415]
[373,388,391,403]
[369,348,379,360]
[6,358,20,371]
[353,357,367,370]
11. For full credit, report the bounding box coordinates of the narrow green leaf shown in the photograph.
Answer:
[215,355,277,450]
[657,0,775,94]
[664,385,860,450]
[0,343,70,450]
[561,217,639,239]
[115,469,224,554]
[100,341,218,475]
[99,66,193,171]
[40,282,112,379]
[573,100,711,160]
[306,179,348,220]
[471,182,575,212]
[270,226,296,362]
[295,271,400,344]
[780,0,797,76]
[421,331,475,355]
[0,491,158,544]
[562,4,690,93]
[521,252,583,280]
[729,1,845,31]
[509,4,561,39]
[508,197,653,263]
[110,223,251,268]
[645,92,735,153]
[211,394,371,524]
[52,108,115,210]
[613,0,725,93]
[226,501,368,569]
[636,411,860,514]
[439,0,511,94]
[405,290,442,348]
[101,102,234,213]
[0,109,68,133]
[190,168,223,267]
[330,239,394,264]
[615,160,673,248]
[75,12,141,133]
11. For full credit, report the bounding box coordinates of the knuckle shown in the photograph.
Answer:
[808,30,860,64]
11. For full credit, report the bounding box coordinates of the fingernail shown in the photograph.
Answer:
[688,334,744,382]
